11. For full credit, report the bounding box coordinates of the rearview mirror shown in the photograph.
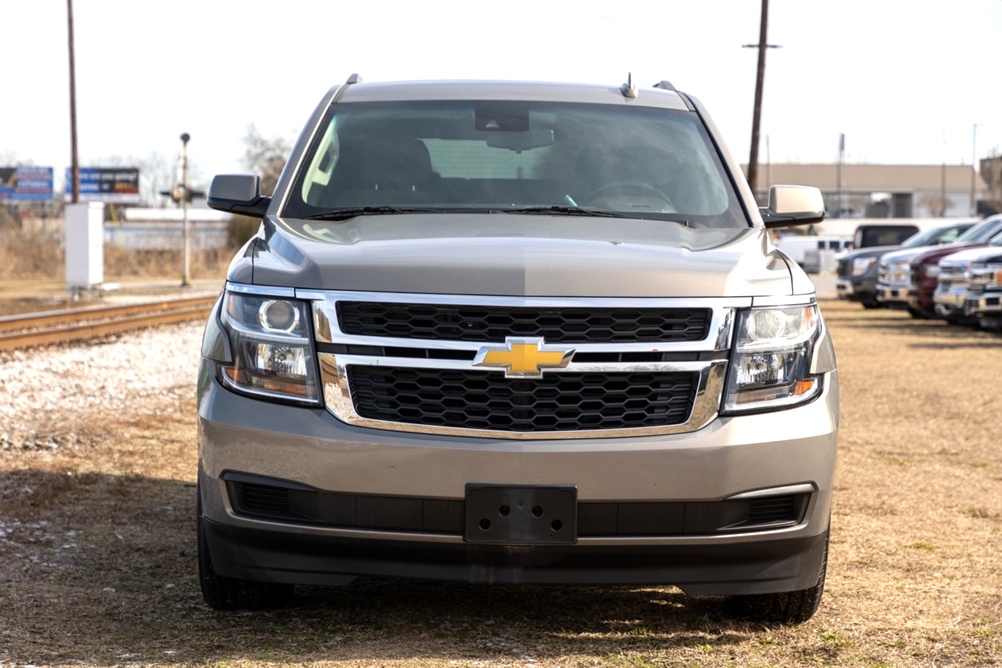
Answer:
[486,129,555,152]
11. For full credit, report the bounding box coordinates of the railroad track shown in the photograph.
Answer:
[0,295,217,352]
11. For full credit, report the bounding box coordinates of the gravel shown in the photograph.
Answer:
[0,321,205,451]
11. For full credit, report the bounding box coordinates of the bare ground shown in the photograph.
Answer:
[0,300,999,667]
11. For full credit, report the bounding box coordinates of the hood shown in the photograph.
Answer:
[937,244,1002,266]
[913,241,982,265]
[879,245,941,265]
[233,213,798,298]
[838,244,899,261]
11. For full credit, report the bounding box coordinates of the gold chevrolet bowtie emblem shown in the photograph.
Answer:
[473,337,575,378]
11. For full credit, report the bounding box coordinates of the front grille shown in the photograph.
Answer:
[836,258,852,278]
[336,302,711,343]
[348,366,698,432]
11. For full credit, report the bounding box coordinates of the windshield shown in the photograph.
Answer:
[900,227,942,248]
[955,218,1002,243]
[901,224,972,248]
[282,101,745,229]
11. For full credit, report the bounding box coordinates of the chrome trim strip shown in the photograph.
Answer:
[220,506,807,545]
[726,483,816,501]
[226,282,297,298]
[750,293,817,307]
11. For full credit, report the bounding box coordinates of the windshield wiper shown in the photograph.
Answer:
[503,205,629,218]
[304,206,434,221]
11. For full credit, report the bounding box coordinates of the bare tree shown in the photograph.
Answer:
[918,193,952,217]
[242,125,290,195]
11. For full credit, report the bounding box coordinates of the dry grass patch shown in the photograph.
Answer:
[0,226,232,283]
[0,302,1000,667]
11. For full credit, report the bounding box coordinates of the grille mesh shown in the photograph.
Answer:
[348,366,698,432]
[337,302,711,343]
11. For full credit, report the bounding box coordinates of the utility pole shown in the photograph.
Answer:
[744,0,779,202]
[971,123,978,216]
[179,133,191,287]
[67,0,80,204]
[836,133,845,218]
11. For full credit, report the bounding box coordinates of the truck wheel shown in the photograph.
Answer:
[723,530,828,625]
[197,486,294,610]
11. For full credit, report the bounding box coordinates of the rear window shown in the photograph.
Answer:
[283,101,745,228]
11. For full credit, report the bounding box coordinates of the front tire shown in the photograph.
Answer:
[197,486,294,610]
[723,530,829,625]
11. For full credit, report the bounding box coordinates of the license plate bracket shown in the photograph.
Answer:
[464,484,577,544]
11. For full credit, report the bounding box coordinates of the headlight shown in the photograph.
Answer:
[723,304,824,413]
[970,265,1002,288]
[217,290,320,404]
[851,257,876,276]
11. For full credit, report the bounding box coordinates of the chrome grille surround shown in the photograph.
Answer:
[302,290,746,440]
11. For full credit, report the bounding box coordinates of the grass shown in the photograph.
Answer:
[0,223,234,281]
[0,300,1000,666]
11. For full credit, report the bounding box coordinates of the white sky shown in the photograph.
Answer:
[4,0,1002,189]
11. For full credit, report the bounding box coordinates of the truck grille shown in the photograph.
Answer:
[337,302,711,343]
[316,292,734,438]
[348,366,698,432]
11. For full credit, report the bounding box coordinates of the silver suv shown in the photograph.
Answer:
[197,75,839,624]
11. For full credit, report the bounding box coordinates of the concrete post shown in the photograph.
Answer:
[65,201,104,298]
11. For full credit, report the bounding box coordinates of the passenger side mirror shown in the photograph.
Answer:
[760,185,825,229]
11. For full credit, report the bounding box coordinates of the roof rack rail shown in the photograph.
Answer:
[345,73,363,85]
[653,80,676,91]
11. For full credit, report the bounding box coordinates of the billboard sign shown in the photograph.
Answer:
[65,167,141,203]
[0,166,54,201]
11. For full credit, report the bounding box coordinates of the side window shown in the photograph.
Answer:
[301,118,339,205]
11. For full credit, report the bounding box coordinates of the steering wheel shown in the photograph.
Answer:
[582,181,675,210]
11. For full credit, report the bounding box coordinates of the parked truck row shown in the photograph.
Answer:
[835,215,1002,331]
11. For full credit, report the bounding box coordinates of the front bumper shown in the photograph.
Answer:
[876,282,911,306]
[200,517,829,595]
[836,276,874,302]
[968,290,1002,316]
[197,365,838,596]
[933,285,969,318]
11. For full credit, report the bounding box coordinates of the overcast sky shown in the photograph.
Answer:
[4,0,1002,188]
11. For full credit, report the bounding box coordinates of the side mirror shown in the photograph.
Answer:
[207,174,271,217]
[760,185,825,229]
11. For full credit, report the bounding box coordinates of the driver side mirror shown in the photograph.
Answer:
[207,174,271,218]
